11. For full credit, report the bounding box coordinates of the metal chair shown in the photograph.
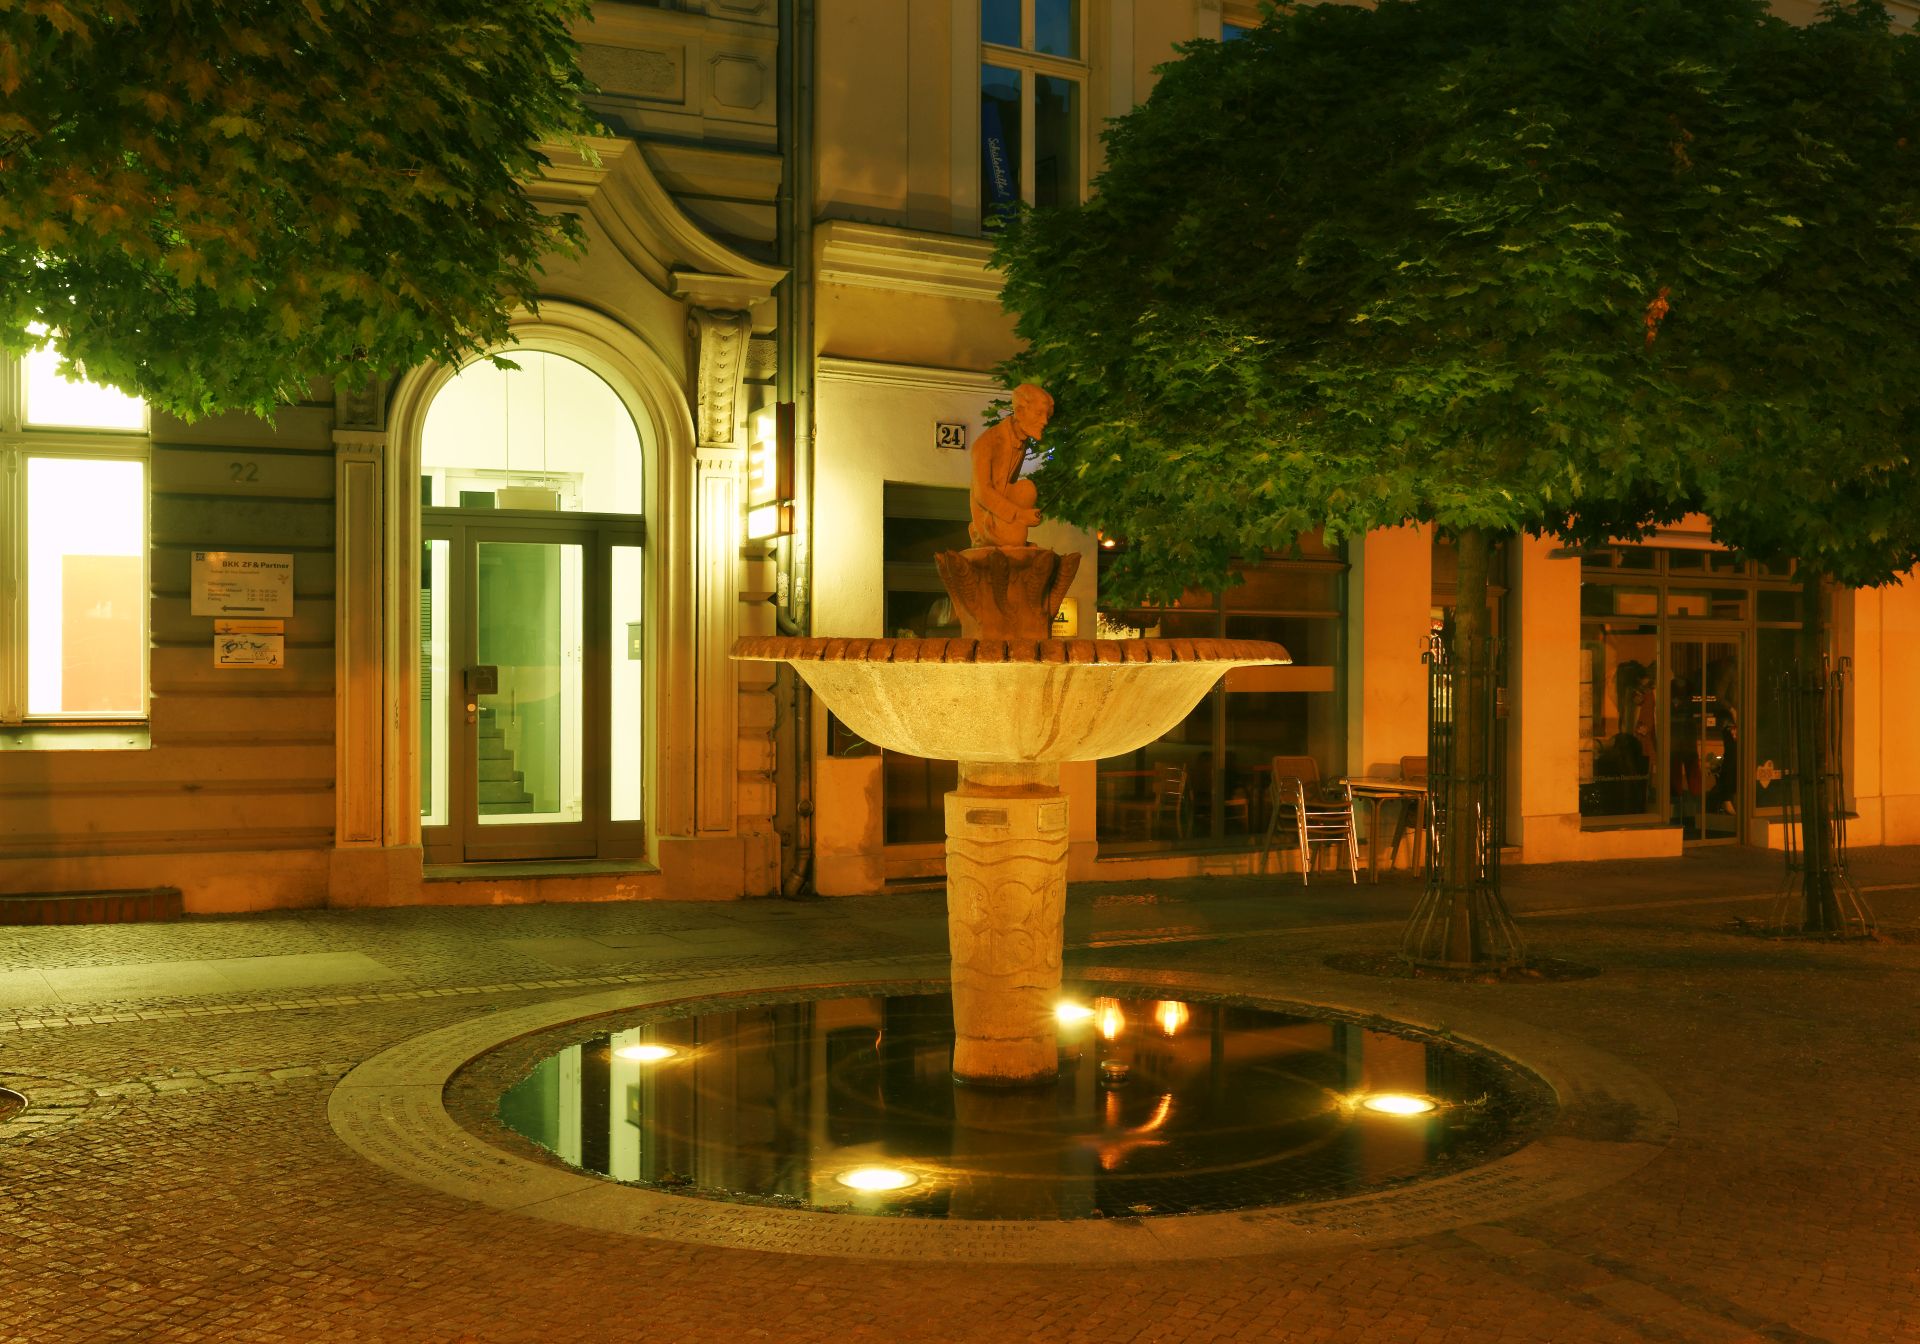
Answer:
[1260,758,1359,884]
[1387,754,1430,871]
[1113,763,1188,841]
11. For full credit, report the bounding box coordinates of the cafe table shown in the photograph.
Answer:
[1341,777,1429,883]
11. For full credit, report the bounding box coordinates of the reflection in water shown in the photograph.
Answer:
[497,992,1544,1220]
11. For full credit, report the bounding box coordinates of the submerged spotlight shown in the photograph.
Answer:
[835,1166,918,1192]
[1360,1093,1437,1116]
[615,1044,679,1063]
[1055,1001,1096,1025]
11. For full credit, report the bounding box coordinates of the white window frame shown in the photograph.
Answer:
[0,351,152,726]
[980,0,1091,216]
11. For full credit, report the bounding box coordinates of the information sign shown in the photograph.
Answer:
[191,552,294,617]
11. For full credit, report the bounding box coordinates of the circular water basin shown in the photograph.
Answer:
[496,989,1551,1220]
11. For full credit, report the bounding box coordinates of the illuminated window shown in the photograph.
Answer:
[982,0,1084,221]
[1,342,150,724]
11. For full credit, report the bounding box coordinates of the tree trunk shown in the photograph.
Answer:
[1445,527,1492,963]
[1795,564,1839,933]
[1402,525,1524,968]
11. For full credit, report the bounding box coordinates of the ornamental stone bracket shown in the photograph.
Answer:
[334,376,390,434]
[687,306,754,449]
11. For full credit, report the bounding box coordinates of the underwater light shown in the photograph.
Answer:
[614,1044,679,1063]
[835,1166,918,1192]
[1360,1093,1437,1116]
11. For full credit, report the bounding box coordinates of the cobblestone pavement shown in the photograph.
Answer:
[1,848,1915,1343]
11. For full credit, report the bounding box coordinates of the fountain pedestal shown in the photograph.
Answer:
[945,761,1068,1085]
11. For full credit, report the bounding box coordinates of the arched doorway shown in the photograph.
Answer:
[417,351,650,863]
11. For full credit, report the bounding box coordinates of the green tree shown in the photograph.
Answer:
[1,0,597,419]
[994,0,1920,964]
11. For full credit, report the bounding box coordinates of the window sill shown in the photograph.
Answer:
[0,723,150,752]
[1578,817,1675,833]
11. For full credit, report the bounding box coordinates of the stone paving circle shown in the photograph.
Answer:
[329,958,1675,1264]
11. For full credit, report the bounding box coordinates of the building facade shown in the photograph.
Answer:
[3,0,1915,914]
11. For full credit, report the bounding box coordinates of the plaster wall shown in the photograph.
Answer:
[1346,524,1432,780]
[1847,571,1920,846]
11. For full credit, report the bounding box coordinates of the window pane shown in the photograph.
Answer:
[611,545,645,822]
[981,64,1022,215]
[26,457,145,716]
[1579,624,1658,819]
[475,541,585,827]
[420,539,451,828]
[1033,74,1080,208]
[422,352,645,515]
[23,345,146,431]
[1753,628,1798,810]
[981,0,1018,46]
[1221,22,1252,41]
[1035,0,1079,57]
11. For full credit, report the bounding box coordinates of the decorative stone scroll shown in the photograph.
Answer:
[688,306,752,448]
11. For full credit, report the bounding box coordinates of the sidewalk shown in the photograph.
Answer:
[1,847,1915,1342]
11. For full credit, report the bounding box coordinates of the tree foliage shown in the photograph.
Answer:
[0,0,598,419]
[994,0,1920,602]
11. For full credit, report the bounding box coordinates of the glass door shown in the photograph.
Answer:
[1667,634,1743,843]
[420,514,646,864]
[468,534,589,858]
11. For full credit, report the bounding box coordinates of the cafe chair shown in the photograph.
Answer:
[1387,754,1430,871]
[1113,763,1188,841]
[1260,759,1359,885]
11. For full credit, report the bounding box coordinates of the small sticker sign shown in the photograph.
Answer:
[215,633,285,669]
[935,422,968,450]
[192,551,294,617]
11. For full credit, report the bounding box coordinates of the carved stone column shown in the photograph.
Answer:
[944,760,1069,1086]
[688,307,752,838]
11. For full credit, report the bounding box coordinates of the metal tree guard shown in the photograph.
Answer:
[1770,657,1874,938]
[1403,632,1523,968]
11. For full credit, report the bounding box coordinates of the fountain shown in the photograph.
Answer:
[735,385,1288,1086]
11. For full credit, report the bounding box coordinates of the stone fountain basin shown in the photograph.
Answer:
[734,635,1289,763]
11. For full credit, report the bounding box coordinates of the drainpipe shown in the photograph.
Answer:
[774,0,817,898]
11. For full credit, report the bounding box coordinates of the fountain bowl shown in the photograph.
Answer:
[734,635,1289,763]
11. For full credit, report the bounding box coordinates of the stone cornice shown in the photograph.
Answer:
[816,357,1002,396]
[815,220,1002,301]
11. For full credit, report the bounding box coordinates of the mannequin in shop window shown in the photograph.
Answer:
[1595,660,1655,812]
[1703,655,1740,815]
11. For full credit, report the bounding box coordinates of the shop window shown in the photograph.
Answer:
[1578,544,1806,839]
[1,345,150,726]
[1095,538,1346,853]
[982,0,1083,219]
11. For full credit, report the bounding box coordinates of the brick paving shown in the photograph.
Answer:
[0,847,1915,1342]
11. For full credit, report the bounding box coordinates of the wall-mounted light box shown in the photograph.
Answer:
[746,402,795,539]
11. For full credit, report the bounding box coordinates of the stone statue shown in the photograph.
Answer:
[937,383,1079,642]
[968,383,1052,548]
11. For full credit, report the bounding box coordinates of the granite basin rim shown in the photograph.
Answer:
[733,636,1290,763]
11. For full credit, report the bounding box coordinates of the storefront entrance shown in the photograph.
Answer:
[1667,632,1743,843]
[1580,544,1805,846]
[415,352,650,865]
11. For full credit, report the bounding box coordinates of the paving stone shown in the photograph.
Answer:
[0,848,1912,1341]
